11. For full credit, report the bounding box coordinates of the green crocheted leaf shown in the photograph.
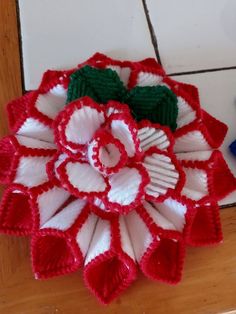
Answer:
[126,86,178,131]
[67,65,127,104]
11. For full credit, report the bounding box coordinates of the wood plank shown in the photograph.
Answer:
[0,208,235,314]
[0,1,235,313]
[0,0,22,138]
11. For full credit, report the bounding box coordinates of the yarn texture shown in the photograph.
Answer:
[0,53,235,304]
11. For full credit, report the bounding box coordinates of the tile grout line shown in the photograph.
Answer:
[15,0,26,93]
[168,65,236,77]
[142,0,162,65]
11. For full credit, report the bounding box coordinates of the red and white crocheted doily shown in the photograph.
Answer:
[0,53,235,304]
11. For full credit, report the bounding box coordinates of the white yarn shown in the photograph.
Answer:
[76,213,98,258]
[18,118,54,143]
[138,126,170,151]
[176,150,212,161]
[152,198,187,231]
[142,201,176,230]
[41,199,87,230]
[144,153,179,198]
[176,96,197,129]
[37,187,70,226]
[119,216,136,260]
[65,106,105,144]
[85,219,111,265]
[174,131,211,153]
[125,210,153,262]
[16,135,56,149]
[182,167,208,201]
[14,156,51,187]
[111,119,136,157]
[35,84,67,119]
[65,162,107,192]
[136,72,162,87]
[108,167,141,205]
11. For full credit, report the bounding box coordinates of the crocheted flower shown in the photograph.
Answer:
[0,53,235,304]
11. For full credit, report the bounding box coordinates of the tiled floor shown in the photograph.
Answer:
[18,0,236,205]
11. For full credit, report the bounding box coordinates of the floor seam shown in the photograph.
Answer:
[142,0,162,65]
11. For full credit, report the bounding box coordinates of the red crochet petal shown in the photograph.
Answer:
[109,112,142,160]
[126,206,185,284]
[103,163,149,214]
[0,135,56,185]
[185,201,222,246]
[31,231,83,279]
[30,180,70,229]
[138,204,185,283]
[177,150,236,201]
[7,92,34,132]
[57,158,109,198]
[0,184,32,235]
[31,200,96,279]
[83,53,133,87]
[128,58,165,89]
[174,111,228,152]
[54,96,105,156]
[143,147,185,202]
[7,92,54,142]
[28,69,72,127]
[84,218,137,304]
[141,232,184,284]
[163,77,201,130]
[90,198,118,219]
[83,52,165,89]
[138,120,174,152]
[38,69,73,93]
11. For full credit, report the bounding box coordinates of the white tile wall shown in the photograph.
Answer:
[19,0,155,90]
[172,70,236,205]
[18,0,236,205]
[146,0,236,73]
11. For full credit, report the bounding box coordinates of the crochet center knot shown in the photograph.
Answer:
[88,129,129,175]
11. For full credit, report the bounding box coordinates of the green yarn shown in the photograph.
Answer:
[67,65,178,131]
[125,86,178,131]
[67,65,127,104]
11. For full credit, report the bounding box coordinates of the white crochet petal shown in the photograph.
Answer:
[63,161,107,193]
[35,84,67,119]
[125,210,153,262]
[110,119,137,158]
[16,135,56,149]
[41,199,87,230]
[182,167,208,201]
[176,96,197,129]
[138,126,170,151]
[136,71,162,87]
[152,198,187,232]
[107,167,142,206]
[37,186,70,226]
[119,216,136,261]
[85,219,111,265]
[65,105,105,145]
[17,117,54,142]
[14,156,51,187]
[174,131,211,153]
[143,153,179,199]
[76,212,98,258]
[176,150,212,161]
[142,201,177,230]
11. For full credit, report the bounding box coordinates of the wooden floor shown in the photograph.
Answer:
[0,1,235,313]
